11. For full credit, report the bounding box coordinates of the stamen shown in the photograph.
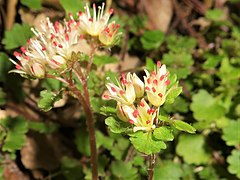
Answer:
[158,93,163,97]
[103,94,110,99]
[129,119,134,124]
[119,90,125,95]
[165,79,170,86]
[109,8,114,14]
[111,87,116,92]
[160,75,165,81]
[146,120,150,124]
[20,47,26,54]
[14,51,21,57]
[152,87,156,93]
[16,64,21,69]
[140,101,145,107]
[151,71,156,76]
[145,86,150,91]
[157,61,161,68]
[133,110,139,118]
[153,79,158,85]
[147,78,151,84]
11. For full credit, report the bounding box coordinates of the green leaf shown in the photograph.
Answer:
[1,117,28,152]
[154,161,183,180]
[93,55,118,66]
[59,0,84,17]
[176,134,211,165]
[2,23,33,49]
[145,57,155,71]
[74,128,90,156]
[21,0,42,10]
[0,88,6,106]
[165,87,182,104]
[110,161,138,180]
[61,156,84,180]
[203,54,222,69]
[140,30,164,50]
[164,96,188,113]
[153,127,174,141]
[96,131,114,150]
[162,52,194,79]
[222,119,240,146]
[227,149,240,178]
[105,117,129,134]
[42,78,62,91]
[206,9,225,21]
[198,166,219,180]
[130,131,166,155]
[37,90,62,112]
[100,106,116,116]
[173,120,196,134]
[190,89,226,122]
[110,137,130,160]
[28,121,59,134]
[0,52,12,82]
[166,35,197,52]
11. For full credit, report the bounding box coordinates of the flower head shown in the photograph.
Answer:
[98,21,121,46]
[9,16,83,77]
[144,61,171,107]
[116,99,158,132]
[78,3,113,36]
[103,73,136,105]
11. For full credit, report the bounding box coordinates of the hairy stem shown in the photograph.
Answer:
[148,154,156,180]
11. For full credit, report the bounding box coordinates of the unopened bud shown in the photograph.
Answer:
[131,73,144,98]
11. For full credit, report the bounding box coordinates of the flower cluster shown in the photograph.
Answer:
[78,3,121,46]
[103,62,176,132]
[9,3,121,78]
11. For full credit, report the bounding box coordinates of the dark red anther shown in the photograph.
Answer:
[119,90,125,95]
[158,93,163,97]
[147,78,151,84]
[153,79,158,85]
[160,75,165,81]
[151,70,156,76]
[129,119,134,124]
[111,87,116,92]
[146,120,150,124]
[53,41,57,46]
[109,8,114,14]
[103,94,110,99]
[165,79,170,86]
[65,34,69,41]
[152,87,156,93]
[15,64,21,69]
[58,44,63,48]
[140,101,145,107]
[133,110,139,118]
[89,18,93,22]
[20,47,26,54]
[145,86,150,91]
[157,61,161,68]
[14,51,21,57]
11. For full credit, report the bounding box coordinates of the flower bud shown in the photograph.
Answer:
[98,22,121,46]
[30,63,45,78]
[131,73,144,98]
[49,55,66,69]
[116,103,131,122]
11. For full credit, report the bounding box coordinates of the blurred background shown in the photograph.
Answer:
[0,0,240,179]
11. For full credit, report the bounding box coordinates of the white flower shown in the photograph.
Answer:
[116,99,158,132]
[144,61,172,107]
[10,16,83,77]
[78,3,113,36]
[130,73,145,98]
[104,73,136,105]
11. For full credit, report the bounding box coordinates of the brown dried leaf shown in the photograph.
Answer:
[138,0,173,33]
[20,132,59,171]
